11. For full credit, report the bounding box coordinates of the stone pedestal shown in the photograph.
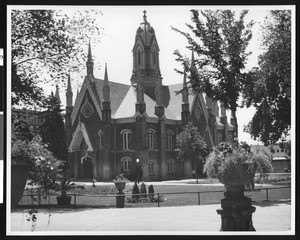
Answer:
[116,193,125,208]
[217,186,256,231]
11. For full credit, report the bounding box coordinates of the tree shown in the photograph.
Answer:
[172,10,254,138]
[40,93,70,194]
[242,10,291,145]
[11,9,103,107]
[176,122,209,179]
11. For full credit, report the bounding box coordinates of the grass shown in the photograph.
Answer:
[17,179,291,209]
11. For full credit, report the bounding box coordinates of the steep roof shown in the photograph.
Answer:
[94,78,130,117]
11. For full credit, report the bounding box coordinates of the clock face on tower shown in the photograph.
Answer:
[81,99,94,118]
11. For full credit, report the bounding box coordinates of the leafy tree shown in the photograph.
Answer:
[242,10,291,145]
[176,122,209,177]
[172,10,254,138]
[11,9,103,107]
[27,135,62,191]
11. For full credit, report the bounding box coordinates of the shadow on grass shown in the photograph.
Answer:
[252,199,291,207]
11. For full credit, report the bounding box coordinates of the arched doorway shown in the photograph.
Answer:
[82,156,94,179]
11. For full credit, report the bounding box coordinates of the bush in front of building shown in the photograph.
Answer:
[132,181,140,199]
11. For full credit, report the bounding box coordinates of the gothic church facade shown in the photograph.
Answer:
[65,11,236,181]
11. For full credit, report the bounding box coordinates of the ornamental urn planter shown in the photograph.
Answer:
[216,163,257,231]
[11,160,31,209]
[56,194,72,206]
[114,182,126,208]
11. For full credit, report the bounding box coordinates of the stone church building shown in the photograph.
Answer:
[64,11,236,181]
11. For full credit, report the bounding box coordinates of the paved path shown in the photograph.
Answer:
[9,200,292,234]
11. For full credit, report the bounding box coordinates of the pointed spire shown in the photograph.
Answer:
[103,63,110,102]
[86,40,94,76]
[66,72,73,107]
[55,84,61,103]
[182,71,189,104]
[88,40,92,61]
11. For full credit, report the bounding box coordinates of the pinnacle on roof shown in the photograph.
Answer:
[88,40,93,62]
[55,84,61,103]
[67,72,72,92]
[103,63,110,102]
[182,71,189,104]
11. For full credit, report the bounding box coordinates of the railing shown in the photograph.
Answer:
[17,185,291,209]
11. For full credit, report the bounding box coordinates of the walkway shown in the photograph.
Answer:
[9,200,292,235]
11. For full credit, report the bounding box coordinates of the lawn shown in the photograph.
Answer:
[17,179,291,209]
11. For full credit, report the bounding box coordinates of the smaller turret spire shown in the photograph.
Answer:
[182,71,189,104]
[103,63,110,102]
[86,40,94,77]
[66,72,73,107]
[55,84,61,103]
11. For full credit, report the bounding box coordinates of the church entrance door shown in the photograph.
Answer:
[83,156,93,179]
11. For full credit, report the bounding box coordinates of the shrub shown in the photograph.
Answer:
[148,185,154,200]
[132,182,140,199]
[140,182,147,198]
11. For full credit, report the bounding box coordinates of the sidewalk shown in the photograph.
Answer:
[9,200,292,235]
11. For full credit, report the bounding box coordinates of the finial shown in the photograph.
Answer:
[143,10,147,22]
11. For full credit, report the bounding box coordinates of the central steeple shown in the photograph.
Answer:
[131,10,162,99]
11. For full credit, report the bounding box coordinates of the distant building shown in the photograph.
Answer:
[64,11,237,181]
[12,108,46,135]
[251,144,290,172]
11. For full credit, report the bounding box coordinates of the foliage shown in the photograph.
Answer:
[40,94,70,194]
[176,122,209,172]
[242,10,291,145]
[140,182,147,198]
[132,182,140,200]
[203,141,273,185]
[113,174,129,183]
[172,10,254,137]
[27,135,62,191]
[148,184,155,199]
[11,9,103,107]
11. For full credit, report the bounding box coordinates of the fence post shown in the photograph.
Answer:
[38,188,41,206]
[74,194,77,206]
[157,194,160,207]
[198,192,200,205]
[266,188,269,201]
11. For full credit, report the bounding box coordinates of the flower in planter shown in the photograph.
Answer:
[113,174,129,183]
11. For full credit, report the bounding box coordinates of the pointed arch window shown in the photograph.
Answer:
[121,129,131,150]
[147,129,155,150]
[98,130,103,149]
[166,130,174,150]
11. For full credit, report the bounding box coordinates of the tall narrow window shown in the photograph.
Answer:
[98,130,103,149]
[153,51,156,65]
[148,161,155,174]
[138,51,141,65]
[122,157,132,172]
[167,160,175,173]
[166,131,174,150]
[121,129,131,150]
[147,129,155,150]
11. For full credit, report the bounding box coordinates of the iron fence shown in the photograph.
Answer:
[17,185,291,209]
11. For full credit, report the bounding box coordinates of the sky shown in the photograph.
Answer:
[9,5,295,145]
